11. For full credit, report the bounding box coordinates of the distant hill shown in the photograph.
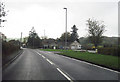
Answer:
[79,36,118,46]
[102,37,118,46]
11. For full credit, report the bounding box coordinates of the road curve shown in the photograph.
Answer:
[3,48,119,81]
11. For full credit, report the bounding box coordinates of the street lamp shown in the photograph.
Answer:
[20,32,22,48]
[63,8,67,49]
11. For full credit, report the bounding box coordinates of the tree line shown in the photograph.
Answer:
[25,25,80,48]
[1,2,107,49]
[25,18,106,49]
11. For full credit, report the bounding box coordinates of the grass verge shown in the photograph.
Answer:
[40,49,120,71]
[40,49,72,51]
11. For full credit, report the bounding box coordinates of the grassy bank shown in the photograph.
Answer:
[40,49,72,52]
[40,49,119,70]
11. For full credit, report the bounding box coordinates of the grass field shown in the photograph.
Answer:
[40,49,120,70]
[40,49,72,51]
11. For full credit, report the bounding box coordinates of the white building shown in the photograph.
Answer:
[70,41,81,50]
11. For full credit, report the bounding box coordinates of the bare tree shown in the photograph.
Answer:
[86,18,105,48]
[0,2,8,27]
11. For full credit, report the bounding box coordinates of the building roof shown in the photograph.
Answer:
[70,41,81,46]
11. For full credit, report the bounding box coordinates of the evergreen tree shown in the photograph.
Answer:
[70,25,79,42]
[27,27,42,48]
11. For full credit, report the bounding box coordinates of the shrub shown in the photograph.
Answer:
[2,41,20,56]
[97,47,119,56]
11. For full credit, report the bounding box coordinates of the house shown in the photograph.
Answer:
[57,42,72,49]
[42,38,58,49]
[70,41,81,50]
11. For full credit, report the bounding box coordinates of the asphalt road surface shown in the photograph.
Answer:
[3,49,119,81]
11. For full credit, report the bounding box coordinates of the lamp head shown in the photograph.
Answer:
[63,8,67,9]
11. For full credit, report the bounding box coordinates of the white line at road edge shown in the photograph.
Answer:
[48,52,51,53]
[10,51,25,63]
[57,68,73,82]
[71,58,120,74]
[4,51,25,68]
[61,55,120,74]
[46,59,54,65]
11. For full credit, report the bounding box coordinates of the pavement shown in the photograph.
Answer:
[2,48,119,81]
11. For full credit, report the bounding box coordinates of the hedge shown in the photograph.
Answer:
[2,41,20,56]
[97,47,119,56]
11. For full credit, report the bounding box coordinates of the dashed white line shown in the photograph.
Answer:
[57,68,72,81]
[36,51,54,65]
[42,55,46,59]
[36,51,73,81]
[36,52,42,56]
[46,59,54,65]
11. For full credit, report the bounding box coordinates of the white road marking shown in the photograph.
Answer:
[48,52,51,53]
[22,51,25,54]
[46,59,54,65]
[42,55,46,59]
[36,51,120,74]
[11,51,24,62]
[57,68,72,81]
[36,51,54,64]
[72,58,120,74]
[36,52,42,56]
[60,55,120,74]
[4,51,24,68]
[36,51,74,81]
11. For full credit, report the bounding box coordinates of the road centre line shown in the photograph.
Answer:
[36,52,42,56]
[57,68,73,82]
[36,51,46,59]
[42,55,46,59]
[36,51,54,65]
[60,55,120,74]
[36,51,74,81]
[36,51,120,73]
[46,59,54,65]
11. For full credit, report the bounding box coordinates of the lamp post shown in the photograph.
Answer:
[63,8,67,49]
[20,32,22,48]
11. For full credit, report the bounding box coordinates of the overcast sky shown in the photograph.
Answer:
[1,0,119,39]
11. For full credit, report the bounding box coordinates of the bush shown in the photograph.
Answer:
[98,47,119,56]
[82,44,93,50]
[2,41,20,56]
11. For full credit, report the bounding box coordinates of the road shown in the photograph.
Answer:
[3,49,119,81]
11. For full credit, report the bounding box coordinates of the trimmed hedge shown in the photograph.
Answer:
[98,47,119,56]
[2,41,20,56]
